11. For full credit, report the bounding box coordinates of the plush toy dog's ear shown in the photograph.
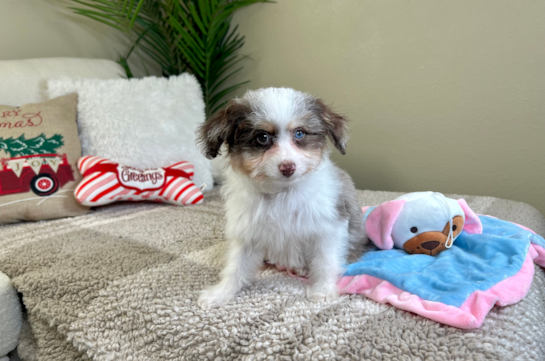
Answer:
[457,199,483,234]
[364,199,406,250]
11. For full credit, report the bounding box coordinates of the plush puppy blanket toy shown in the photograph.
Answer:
[336,192,545,329]
[362,192,481,256]
[278,192,545,329]
[0,271,22,361]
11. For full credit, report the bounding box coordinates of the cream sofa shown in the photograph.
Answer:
[1,58,544,361]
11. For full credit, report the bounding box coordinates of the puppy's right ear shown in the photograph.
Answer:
[197,100,251,159]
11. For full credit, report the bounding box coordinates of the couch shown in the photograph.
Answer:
[1,58,544,361]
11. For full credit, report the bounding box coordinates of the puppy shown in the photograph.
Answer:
[196,87,366,309]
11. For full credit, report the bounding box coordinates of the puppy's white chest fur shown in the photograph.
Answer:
[223,159,346,270]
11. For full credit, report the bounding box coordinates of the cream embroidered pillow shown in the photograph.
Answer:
[0,93,89,224]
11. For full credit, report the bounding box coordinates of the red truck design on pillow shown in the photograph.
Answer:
[0,154,75,196]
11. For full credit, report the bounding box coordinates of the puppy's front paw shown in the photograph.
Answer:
[197,285,234,310]
[306,285,339,303]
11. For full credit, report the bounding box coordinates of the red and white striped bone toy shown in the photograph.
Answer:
[75,156,204,206]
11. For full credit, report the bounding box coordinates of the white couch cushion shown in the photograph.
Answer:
[47,74,213,190]
[0,58,124,106]
[0,272,21,359]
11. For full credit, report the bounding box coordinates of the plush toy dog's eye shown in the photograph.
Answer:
[294,130,305,140]
[410,227,418,233]
[452,225,457,231]
[256,133,271,145]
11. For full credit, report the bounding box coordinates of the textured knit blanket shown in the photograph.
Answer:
[1,188,545,361]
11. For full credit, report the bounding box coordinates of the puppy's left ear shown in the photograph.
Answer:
[314,99,349,154]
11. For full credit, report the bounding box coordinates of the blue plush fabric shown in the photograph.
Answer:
[345,216,543,307]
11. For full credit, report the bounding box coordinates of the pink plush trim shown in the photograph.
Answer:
[338,250,536,329]
[507,221,545,266]
[531,245,545,267]
[364,200,406,250]
[457,199,483,234]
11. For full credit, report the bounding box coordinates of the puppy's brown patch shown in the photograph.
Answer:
[257,121,276,134]
[288,118,328,168]
[294,132,327,152]
[231,142,280,180]
[230,120,277,153]
[300,148,324,175]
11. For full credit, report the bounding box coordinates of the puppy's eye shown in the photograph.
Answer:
[452,225,457,231]
[410,227,418,233]
[256,133,271,145]
[294,130,305,140]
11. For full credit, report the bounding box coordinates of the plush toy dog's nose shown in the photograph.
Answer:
[421,241,440,250]
[279,162,296,177]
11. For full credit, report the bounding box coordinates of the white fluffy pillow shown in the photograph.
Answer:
[0,272,21,360]
[47,74,213,191]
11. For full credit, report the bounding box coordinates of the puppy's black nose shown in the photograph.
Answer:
[421,241,440,250]
[279,162,296,177]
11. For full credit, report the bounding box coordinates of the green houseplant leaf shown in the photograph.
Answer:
[68,0,271,116]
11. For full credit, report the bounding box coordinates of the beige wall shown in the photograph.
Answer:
[1,0,543,214]
[0,0,158,77]
[231,0,545,215]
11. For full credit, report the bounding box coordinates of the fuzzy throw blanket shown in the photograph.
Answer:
[1,188,545,360]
